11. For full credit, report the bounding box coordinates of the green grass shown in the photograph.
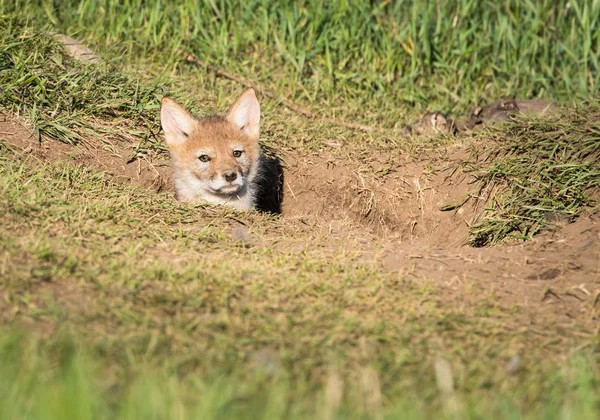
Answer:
[461,105,600,246]
[5,0,600,121]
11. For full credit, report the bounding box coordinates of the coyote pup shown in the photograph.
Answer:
[160,89,265,211]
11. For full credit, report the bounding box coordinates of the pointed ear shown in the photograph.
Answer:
[161,97,196,146]
[226,88,260,140]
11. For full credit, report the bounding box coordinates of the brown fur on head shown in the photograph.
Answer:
[160,89,262,210]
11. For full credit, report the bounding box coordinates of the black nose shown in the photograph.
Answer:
[223,171,237,182]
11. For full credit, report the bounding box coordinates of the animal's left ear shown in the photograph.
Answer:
[226,88,260,141]
[161,97,196,147]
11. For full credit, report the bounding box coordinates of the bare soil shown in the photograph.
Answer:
[1,112,598,336]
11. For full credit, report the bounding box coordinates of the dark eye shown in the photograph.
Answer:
[198,155,211,162]
[232,150,243,158]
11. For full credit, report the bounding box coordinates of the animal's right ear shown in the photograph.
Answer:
[161,97,196,146]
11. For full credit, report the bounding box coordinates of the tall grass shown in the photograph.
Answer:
[5,0,600,115]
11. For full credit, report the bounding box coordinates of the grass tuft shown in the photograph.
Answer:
[463,104,600,246]
[0,16,163,149]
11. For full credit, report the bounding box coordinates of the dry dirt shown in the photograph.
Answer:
[1,112,599,336]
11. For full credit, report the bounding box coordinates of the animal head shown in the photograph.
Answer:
[160,89,261,200]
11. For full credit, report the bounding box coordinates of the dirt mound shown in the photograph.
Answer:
[282,149,475,247]
[2,112,480,247]
[0,113,172,191]
[2,112,599,330]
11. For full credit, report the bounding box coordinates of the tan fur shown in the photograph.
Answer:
[160,89,263,210]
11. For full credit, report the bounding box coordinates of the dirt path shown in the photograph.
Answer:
[1,112,598,335]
